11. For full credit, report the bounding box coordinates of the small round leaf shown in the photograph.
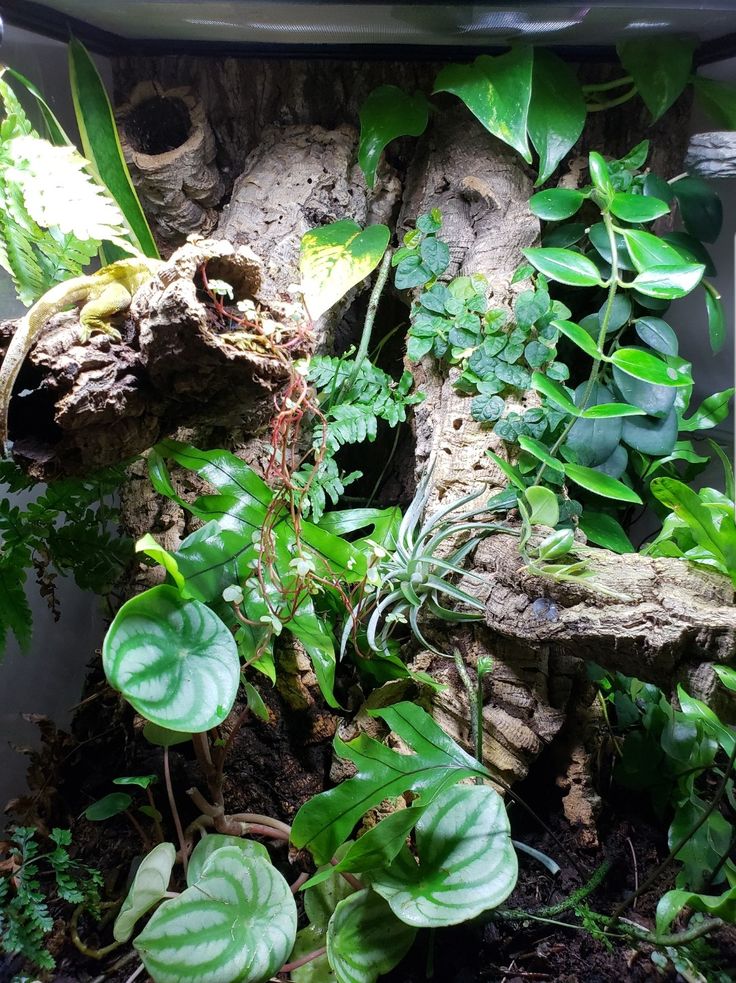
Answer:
[84,792,132,821]
[135,846,297,983]
[103,585,240,733]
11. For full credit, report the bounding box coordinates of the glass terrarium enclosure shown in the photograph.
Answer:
[5,1,736,56]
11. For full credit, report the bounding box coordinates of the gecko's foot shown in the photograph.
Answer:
[79,324,123,344]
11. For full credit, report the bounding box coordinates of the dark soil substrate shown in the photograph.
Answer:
[4,671,736,983]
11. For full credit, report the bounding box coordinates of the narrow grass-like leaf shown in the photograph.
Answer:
[68,36,159,258]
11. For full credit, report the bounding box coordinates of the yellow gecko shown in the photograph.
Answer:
[0,257,163,455]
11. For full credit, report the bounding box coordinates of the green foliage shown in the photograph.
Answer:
[342,470,509,660]
[0,826,102,971]
[0,460,130,654]
[134,842,297,983]
[356,44,736,191]
[120,441,368,709]
[0,75,127,305]
[103,584,241,733]
[68,36,159,260]
[299,219,390,321]
[358,85,429,189]
[644,476,736,585]
[299,353,423,521]
[593,666,736,935]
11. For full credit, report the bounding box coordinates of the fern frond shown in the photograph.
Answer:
[7,134,129,245]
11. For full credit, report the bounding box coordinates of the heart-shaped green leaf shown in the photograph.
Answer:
[613,364,677,419]
[300,220,390,321]
[564,463,642,504]
[617,39,695,121]
[434,48,533,162]
[326,889,416,983]
[186,834,270,887]
[358,86,429,189]
[523,248,602,287]
[369,785,517,927]
[528,50,586,185]
[114,842,176,943]
[103,584,240,733]
[135,846,297,983]
[610,193,669,224]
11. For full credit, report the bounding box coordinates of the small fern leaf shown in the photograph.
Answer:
[0,562,32,651]
[8,135,129,245]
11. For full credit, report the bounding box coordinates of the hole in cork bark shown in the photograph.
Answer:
[452,418,463,430]
[124,97,192,155]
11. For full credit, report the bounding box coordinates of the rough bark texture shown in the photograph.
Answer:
[1,238,307,479]
[396,108,735,783]
[117,82,225,246]
[216,122,401,348]
[10,56,730,787]
[686,131,736,178]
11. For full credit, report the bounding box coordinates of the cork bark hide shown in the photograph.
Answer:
[0,239,306,479]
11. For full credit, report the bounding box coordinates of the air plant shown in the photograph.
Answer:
[342,468,513,659]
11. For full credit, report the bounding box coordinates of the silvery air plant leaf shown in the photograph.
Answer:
[134,845,297,983]
[326,888,416,983]
[103,584,240,733]
[368,784,517,927]
[114,842,176,943]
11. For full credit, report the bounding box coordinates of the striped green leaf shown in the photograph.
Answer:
[326,889,415,983]
[300,220,389,321]
[68,36,159,259]
[103,584,239,733]
[114,842,176,943]
[135,846,297,983]
[369,784,517,927]
[187,834,269,887]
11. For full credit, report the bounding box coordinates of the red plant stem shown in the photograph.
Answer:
[164,746,188,876]
[290,872,310,894]
[280,946,327,973]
